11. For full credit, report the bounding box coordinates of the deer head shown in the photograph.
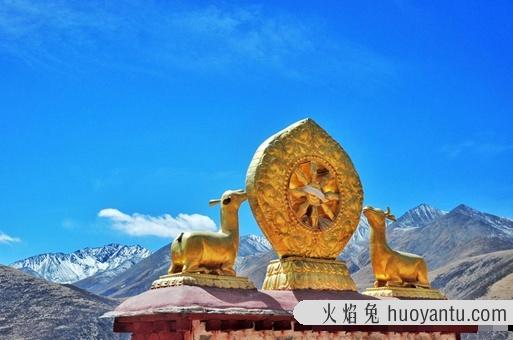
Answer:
[209,189,247,211]
[363,206,396,230]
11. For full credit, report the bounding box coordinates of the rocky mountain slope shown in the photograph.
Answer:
[483,272,513,300]
[430,249,513,299]
[0,265,124,340]
[10,244,151,284]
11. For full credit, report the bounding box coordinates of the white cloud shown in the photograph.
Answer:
[0,232,21,244]
[98,208,216,238]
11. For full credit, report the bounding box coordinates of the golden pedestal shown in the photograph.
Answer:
[262,257,356,291]
[363,286,446,299]
[151,273,256,290]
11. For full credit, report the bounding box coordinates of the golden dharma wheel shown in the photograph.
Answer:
[246,118,363,259]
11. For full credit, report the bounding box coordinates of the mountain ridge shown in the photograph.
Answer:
[10,243,151,284]
[392,203,447,229]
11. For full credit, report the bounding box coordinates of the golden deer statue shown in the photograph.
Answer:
[169,189,247,276]
[363,206,430,288]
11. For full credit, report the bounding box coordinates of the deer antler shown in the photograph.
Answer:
[385,207,396,221]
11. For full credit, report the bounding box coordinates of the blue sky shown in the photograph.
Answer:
[1,1,512,264]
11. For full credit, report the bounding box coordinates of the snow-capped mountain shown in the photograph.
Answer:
[392,203,447,230]
[10,244,151,284]
[238,234,272,257]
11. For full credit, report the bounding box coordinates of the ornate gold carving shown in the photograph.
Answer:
[364,206,431,288]
[246,119,363,259]
[169,190,247,277]
[363,287,446,299]
[151,273,256,290]
[262,257,356,291]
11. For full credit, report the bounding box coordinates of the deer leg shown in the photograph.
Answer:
[220,263,236,276]
[196,266,212,274]
[182,260,200,273]
[210,268,223,275]
[169,263,183,274]
[374,280,386,288]
[184,264,213,274]
[416,274,430,288]
[385,279,404,287]
[416,262,430,288]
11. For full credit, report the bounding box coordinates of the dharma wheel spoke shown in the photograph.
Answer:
[310,206,319,229]
[296,201,310,219]
[289,188,307,199]
[321,203,335,220]
[293,168,309,186]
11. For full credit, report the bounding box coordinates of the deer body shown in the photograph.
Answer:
[364,206,430,288]
[169,190,246,276]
